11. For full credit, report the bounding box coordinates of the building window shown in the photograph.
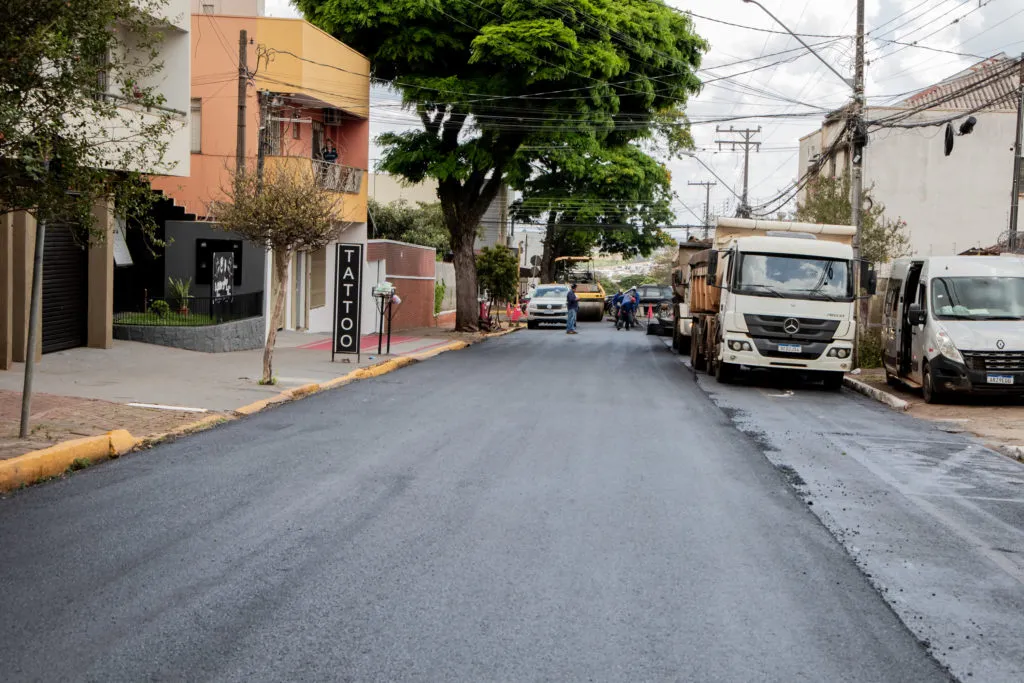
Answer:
[202,3,215,13]
[190,99,202,153]
[292,121,301,139]
[310,247,327,309]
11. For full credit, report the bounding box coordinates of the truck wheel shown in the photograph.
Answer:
[671,323,680,351]
[715,359,735,384]
[922,364,943,404]
[680,337,691,356]
[823,372,845,391]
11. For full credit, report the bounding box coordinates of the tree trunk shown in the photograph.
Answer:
[540,213,557,283]
[452,226,479,331]
[263,247,290,383]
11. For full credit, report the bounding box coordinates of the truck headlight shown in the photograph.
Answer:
[827,348,851,359]
[728,340,752,351]
[933,329,964,364]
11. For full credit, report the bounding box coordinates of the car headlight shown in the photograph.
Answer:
[827,348,851,359]
[933,329,964,364]
[727,340,752,351]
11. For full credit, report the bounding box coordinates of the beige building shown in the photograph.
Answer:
[798,55,1021,259]
[1,0,192,369]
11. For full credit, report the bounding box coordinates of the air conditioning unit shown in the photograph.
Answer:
[323,108,343,125]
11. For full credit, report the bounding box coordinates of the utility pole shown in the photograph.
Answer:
[19,206,46,438]
[1008,53,1024,253]
[236,30,248,173]
[256,90,268,191]
[715,126,761,217]
[850,0,866,264]
[688,180,717,239]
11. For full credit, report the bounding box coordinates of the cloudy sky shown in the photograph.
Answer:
[266,0,1024,227]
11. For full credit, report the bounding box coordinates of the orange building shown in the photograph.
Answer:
[146,3,371,334]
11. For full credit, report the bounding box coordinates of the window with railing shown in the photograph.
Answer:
[190,99,202,153]
[312,161,365,193]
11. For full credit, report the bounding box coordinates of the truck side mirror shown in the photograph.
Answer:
[705,250,718,286]
[860,261,878,296]
[908,303,926,326]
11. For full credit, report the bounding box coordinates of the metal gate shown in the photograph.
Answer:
[42,224,88,354]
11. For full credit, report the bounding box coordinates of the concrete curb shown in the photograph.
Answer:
[0,429,139,492]
[843,375,912,412]
[993,443,1024,464]
[1,331,512,493]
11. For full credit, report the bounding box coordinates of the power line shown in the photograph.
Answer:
[684,10,851,38]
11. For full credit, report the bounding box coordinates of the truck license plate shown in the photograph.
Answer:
[987,374,1014,385]
[778,344,802,354]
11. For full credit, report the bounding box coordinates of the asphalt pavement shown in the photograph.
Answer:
[1,323,953,682]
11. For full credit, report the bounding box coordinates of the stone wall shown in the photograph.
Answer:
[114,316,265,353]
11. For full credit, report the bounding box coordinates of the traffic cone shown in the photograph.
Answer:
[647,305,653,319]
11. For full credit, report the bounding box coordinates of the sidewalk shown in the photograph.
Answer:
[851,368,1024,452]
[0,328,480,461]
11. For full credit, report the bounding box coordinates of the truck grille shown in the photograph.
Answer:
[962,351,1024,372]
[744,314,840,342]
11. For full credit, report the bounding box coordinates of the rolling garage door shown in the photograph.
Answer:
[42,224,88,354]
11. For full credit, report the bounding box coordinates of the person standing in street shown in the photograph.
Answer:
[566,283,579,335]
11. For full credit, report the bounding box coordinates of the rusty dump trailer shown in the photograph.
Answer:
[668,239,713,353]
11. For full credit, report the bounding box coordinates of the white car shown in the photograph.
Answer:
[527,285,570,329]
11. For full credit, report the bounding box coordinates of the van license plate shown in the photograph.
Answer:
[778,344,802,354]
[987,375,1014,385]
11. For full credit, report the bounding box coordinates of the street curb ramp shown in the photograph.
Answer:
[0,330,515,492]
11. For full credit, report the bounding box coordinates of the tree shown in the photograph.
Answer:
[297,0,706,329]
[512,140,675,281]
[211,166,341,384]
[368,199,449,254]
[795,176,910,264]
[617,274,657,290]
[0,0,178,237]
[476,245,519,323]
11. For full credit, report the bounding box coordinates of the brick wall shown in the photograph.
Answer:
[367,240,436,332]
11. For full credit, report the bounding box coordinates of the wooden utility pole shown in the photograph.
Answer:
[688,180,717,239]
[715,126,761,217]
[236,30,248,173]
[1008,53,1024,253]
[850,0,866,264]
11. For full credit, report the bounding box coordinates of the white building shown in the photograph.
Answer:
[798,55,1020,258]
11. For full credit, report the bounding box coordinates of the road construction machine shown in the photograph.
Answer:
[550,256,606,321]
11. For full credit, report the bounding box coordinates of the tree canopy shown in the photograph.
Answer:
[0,0,179,237]
[298,0,706,329]
[795,176,911,264]
[368,199,449,254]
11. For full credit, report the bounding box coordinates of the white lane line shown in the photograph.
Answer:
[126,403,209,413]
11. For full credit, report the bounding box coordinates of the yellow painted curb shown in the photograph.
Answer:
[235,398,273,416]
[410,340,468,361]
[0,430,141,492]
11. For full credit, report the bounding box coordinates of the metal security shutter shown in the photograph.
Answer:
[42,224,88,354]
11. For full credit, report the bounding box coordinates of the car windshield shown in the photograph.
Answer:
[931,277,1024,320]
[736,253,854,301]
[533,287,568,299]
[639,286,671,299]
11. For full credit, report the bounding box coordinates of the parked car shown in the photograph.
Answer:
[526,285,570,329]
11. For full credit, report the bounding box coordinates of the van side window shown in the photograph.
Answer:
[884,282,899,317]
[918,284,927,311]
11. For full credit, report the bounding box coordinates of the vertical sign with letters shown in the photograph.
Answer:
[333,243,363,361]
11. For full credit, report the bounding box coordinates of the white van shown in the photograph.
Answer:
[882,255,1024,402]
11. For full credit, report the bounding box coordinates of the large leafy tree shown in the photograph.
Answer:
[368,199,449,253]
[298,0,706,329]
[512,139,675,281]
[0,0,179,237]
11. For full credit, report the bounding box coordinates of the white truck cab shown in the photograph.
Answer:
[882,255,1024,402]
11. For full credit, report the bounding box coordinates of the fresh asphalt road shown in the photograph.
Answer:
[1,324,951,682]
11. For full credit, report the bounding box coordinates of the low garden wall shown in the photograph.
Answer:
[114,316,265,353]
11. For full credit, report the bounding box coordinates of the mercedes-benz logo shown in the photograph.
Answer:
[783,318,801,335]
[997,339,1005,350]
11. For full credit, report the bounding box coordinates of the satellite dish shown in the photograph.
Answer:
[944,123,954,157]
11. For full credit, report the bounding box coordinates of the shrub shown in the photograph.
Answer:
[149,299,171,318]
[858,327,883,369]
[434,280,446,315]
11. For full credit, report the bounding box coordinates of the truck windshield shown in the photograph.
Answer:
[931,277,1024,320]
[736,253,854,301]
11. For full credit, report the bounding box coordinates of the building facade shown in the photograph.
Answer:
[147,2,370,336]
[798,55,1021,259]
[0,0,192,369]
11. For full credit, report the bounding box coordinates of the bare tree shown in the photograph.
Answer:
[212,166,341,383]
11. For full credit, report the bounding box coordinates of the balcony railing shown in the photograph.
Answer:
[313,160,365,194]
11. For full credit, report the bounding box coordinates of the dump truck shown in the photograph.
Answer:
[687,217,875,389]
[668,238,713,353]
[550,256,606,322]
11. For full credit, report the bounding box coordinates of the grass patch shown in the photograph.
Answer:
[258,376,278,386]
[114,311,217,327]
[67,457,92,472]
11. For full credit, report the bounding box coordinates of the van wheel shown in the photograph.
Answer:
[922,364,943,404]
